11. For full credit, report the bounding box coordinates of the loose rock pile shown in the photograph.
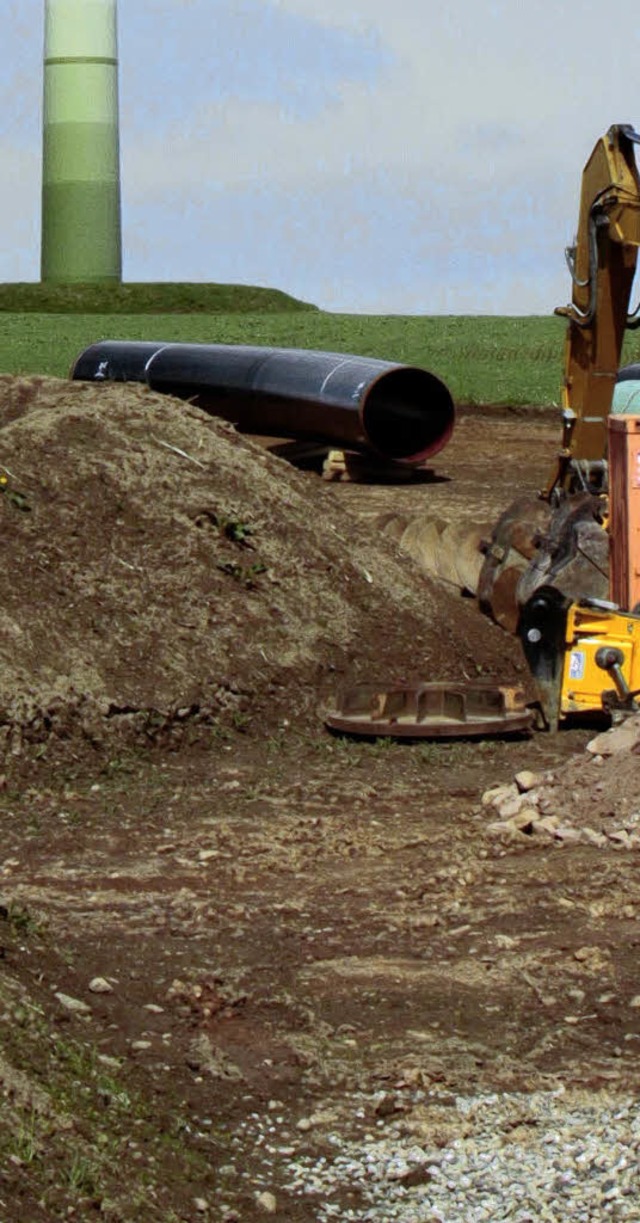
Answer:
[482,716,640,849]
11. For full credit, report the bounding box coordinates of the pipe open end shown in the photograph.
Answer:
[361,368,455,464]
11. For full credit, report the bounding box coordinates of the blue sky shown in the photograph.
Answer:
[4,0,640,313]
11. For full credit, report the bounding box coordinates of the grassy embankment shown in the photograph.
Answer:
[4,281,640,405]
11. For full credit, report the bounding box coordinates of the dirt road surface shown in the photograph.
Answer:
[0,381,638,1221]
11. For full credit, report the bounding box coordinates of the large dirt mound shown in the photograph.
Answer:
[0,376,521,763]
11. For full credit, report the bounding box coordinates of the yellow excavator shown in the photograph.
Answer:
[516,124,640,730]
[469,123,640,731]
[327,124,640,737]
[479,124,640,624]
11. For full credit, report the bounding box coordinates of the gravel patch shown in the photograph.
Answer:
[236,1088,640,1221]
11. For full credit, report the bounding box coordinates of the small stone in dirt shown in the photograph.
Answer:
[607,829,634,847]
[88,977,113,994]
[374,1092,402,1117]
[396,1164,435,1187]
[509,808,538,831]
[496,792,534,820]
[580,828,608,847]
[629,995,640,1008]
[55,992,91,1016]
[554,826,582,843]
[97,1053,121,1068]
[131,1040,152,1051]
[486,820,529,842]
[567,987,586,1003]
[587,718,640,757]
[515,770,544,793]
[574,946,611,972]
[297,1117,313,1131]
[144,1003,165,1013]
[531,816,560,836]
[256,1191,277,1214]
[187,1032,243,1080]
[481,783,517,808]
[194,1199,208,1214]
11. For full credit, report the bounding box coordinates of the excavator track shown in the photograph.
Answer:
[325,680,534,739]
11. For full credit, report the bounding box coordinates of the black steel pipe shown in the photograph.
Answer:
[71,341,455,464]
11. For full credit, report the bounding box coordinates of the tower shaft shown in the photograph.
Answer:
[41,0,122,283]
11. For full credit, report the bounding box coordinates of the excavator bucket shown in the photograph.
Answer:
[477,496,553,630]
[477,493,609,632]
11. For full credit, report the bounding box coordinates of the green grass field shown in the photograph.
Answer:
[3,283,640,405]
[0,310,566,403]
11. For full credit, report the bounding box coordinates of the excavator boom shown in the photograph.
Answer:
[325,126,640,739]
[478,125,640,632]
[551,123,640,492]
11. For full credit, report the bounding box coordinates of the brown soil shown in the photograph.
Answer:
[1,380,637,1222]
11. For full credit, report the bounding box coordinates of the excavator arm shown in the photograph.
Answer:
[550,123,640,495]
[515,126,640,729]
[324,127,640,739]
[478,126,640,631]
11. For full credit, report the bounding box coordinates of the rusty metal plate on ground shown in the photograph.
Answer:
[325,680,534,739]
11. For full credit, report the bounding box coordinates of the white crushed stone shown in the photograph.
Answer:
[231,1087,640,1221]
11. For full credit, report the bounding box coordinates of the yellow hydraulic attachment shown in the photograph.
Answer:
[520,588,640,731]
[560,604,640,717]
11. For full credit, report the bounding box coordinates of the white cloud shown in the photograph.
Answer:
[5,0,640,310]
[121,0,640,204]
